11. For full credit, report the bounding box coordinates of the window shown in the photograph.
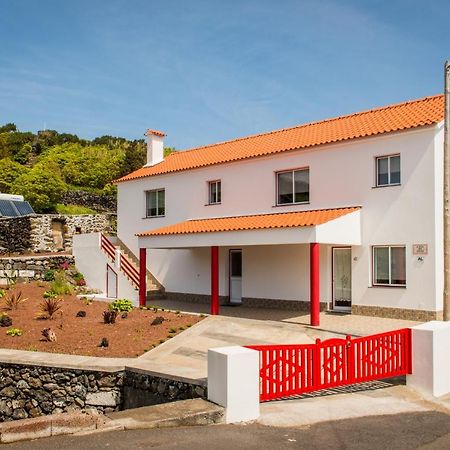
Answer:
[145,189,165,217]
[376,155,400,186]
[209,180,221,204]
[373,246,406,286]
[277,168,309,205]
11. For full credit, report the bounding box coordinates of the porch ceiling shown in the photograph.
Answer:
[137,207,361,249]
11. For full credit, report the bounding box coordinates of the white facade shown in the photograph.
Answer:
[117,122,444,318]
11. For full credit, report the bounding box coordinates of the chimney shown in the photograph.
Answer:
[144,129,166,166]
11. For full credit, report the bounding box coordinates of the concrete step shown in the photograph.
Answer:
[105,399,224,430]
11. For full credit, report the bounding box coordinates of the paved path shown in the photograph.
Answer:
[136,315,314,381]
[5,411,450,449]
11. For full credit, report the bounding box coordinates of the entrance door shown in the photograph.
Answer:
[229,250,242,304]
[332,248,352,311]
[106,264,118,298]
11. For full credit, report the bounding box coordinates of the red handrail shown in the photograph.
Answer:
[247,327,412,402]
[120,254,140,287]
[100,233,116,262]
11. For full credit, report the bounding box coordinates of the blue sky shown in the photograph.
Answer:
[0,0,448,149]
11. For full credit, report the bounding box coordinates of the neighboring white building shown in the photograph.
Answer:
[100,94,445,323]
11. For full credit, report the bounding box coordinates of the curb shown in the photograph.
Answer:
[0,399,224,444]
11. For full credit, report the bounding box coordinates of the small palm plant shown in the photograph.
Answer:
[3,291,27,310]
[35,297,63,320]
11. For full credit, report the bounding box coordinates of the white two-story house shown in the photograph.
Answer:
[109,94,445,325]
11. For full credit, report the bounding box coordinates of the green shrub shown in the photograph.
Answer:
[6,328,22,337]
[168,327,177,334]
[48,271,73,296]
[0,289,5,298]
[109,299,133,312]
[43,269,56,282]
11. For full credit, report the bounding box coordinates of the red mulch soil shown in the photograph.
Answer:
[0,282,203,358]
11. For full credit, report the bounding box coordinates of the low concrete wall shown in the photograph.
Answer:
[0,255,75,284]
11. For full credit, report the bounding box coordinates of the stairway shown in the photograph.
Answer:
[102,234,166,300]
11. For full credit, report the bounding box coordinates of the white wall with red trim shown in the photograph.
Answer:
[117,123,443,314]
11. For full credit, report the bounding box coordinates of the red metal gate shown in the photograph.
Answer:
[246,328,412,402]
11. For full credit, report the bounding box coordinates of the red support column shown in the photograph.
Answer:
[139,248,147,307]
[211,246,219,315]
[310,242,320,326]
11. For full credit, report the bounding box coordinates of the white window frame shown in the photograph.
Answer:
[145,189,165,218]
[276,167,310,206]
[208,180,221,205]
[375,154,401,187]
[372,245,406,287]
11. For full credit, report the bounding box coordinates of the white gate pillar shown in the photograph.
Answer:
[208,346,260,423]
[407,321,450,397]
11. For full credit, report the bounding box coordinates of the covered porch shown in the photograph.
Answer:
[136,207,361,326]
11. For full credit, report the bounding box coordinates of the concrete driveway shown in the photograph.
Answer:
[135,315,314,381]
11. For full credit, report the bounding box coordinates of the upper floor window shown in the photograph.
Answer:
[373,245,406,286]
[277,168,309,205]
[146,189,165,217]
[376,154,400,186]
[209,180,221,204]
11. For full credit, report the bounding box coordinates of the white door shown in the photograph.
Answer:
[107,264,118,298]
[229,250,242,304]
[332,248,352,311]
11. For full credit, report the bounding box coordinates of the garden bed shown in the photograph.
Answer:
[0,282,202,358]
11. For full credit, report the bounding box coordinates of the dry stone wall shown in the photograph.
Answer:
[0,365,123,421]
[0,364,206,422]
[60,191,116,213]
[0,255,75,283]
[0,214,115,254]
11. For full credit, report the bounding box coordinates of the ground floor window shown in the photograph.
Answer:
[373,245,406,286]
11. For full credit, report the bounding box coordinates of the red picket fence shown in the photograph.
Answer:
[120,254,140,288]
[246,328,412,402]
[100,233,116,262]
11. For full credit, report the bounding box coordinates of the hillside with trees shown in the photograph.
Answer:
[0,123,174,213]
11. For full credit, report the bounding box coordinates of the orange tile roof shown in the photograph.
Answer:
[118,94,443,183]
[137,207,360,237]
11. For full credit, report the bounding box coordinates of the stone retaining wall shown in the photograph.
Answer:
[0,214,115,254]
[351,304,442,321]
[0,364,123,421]
[122,370,205,410]
[0,255,75,283]
[60,191,116,213]
[0,363,206,422]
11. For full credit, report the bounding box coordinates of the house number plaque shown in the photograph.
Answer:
[412,244,428,255]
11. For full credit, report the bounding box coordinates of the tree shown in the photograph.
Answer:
[0,158,29,193]
[0,123,17,133]
[11,163,66,212]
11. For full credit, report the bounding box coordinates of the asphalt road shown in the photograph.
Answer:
[4,411,450,450]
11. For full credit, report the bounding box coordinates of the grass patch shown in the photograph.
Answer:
[55,204,97,215]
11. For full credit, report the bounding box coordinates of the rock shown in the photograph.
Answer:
[16,379,30,390]
[41,328,57,342]
[98,337,109,347]
[12,408,28,420]
[97,375,116,388]
[76,310,87,317]
[85,391,119,407]
[28,378,42,388]
[151,316,165,326]
[43,383,59,392]
[28,407,42,418]
[0,387,17,398]
[73,385,87,398]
